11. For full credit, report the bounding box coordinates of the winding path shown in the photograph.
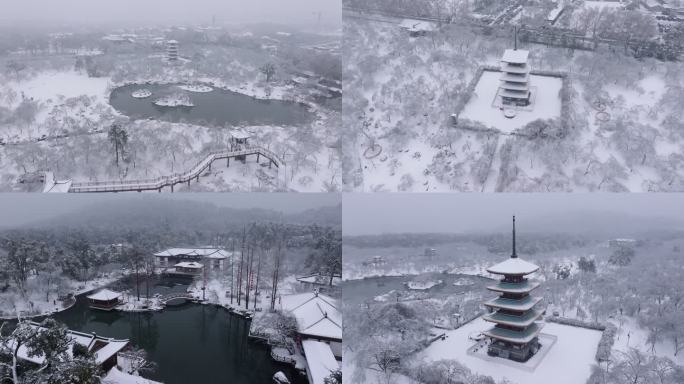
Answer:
[68,146,284,193]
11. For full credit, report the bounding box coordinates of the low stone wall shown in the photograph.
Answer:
[451,66,571,139]
[546,315,606,331]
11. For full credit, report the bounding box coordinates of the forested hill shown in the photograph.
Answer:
[15,198,341,233]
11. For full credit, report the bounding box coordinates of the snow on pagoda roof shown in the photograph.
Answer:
[483,308,544,328]
[280,292,341,341]
[175,261,203,269]
[484,295,543,312]
[487,280,540,294]
[154,248,230,259]
[87,289,121,301]
[301,340,339,384]
[483,322,543,344]
[487,257,539,275]
[501,49,529,64]
[167,39,178,44]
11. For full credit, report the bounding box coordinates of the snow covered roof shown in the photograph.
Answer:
[167,39,178,44]
[175,261,203,269]
[487,258,539,276]
[501,49,529,64]
[42,171,73,193]
[104,367,164,384]
[87,289,121,302]
[154,248,230,259]
[14,323,128,366]
[280,293,342,341]
[301,340,339,384]
[231,129,251,140]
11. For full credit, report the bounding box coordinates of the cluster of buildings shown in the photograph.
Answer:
[153,247,232,276]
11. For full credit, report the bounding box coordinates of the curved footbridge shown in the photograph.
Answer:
[67,146,285,193]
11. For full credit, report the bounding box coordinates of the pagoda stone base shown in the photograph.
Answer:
[467,333,558,372]
[487,337,541,362]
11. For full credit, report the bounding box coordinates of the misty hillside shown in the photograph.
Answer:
[21,197,340,232]
[498,210,684,237]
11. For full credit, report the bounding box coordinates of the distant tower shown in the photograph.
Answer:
[499,27,531,107]
[482,216,543,362]
[166,40,179,62]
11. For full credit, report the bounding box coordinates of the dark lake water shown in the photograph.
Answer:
[46,277,303,384]
[109,84,313,127]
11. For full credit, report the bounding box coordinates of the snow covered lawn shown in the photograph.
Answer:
[12,70,111,105]
[460,71,562,133]
[418,317,602,384]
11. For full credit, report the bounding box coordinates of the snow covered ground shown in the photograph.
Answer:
[0,40,340,192]
[418,317,603,384]
[460,71,562,133]
[343,13,684,192]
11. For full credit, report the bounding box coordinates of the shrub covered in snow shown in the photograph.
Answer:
[546,316,606,331]
[595,323,617,362]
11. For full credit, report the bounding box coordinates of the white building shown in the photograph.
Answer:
[154,247,231,271]
[500,49,531,106]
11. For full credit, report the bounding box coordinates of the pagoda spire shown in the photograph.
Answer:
[511,215,517,258]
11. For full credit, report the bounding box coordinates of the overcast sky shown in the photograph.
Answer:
[0,193,340,228]
[0,0,341,27]
[343,193,684,235]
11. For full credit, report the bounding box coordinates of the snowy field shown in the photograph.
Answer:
[460,71,562,133]
[343,13,684,192]
[418,317,602,384]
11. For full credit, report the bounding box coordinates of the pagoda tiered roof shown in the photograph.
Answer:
[483,322,543,344]
[499,81,530,92]
[501,49,529,64]
[500,73,530,83]
[487,258,539,276]
[499,89,531,100]
[484,295,543,312]
[501,64,529,74]
[487,280,540,294]
[483,308,544,327]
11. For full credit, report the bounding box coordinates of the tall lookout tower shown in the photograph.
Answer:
[483,216,543,362]
[166,40,179,62]
[499,47,531,107]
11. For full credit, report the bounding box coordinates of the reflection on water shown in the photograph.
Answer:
[47,278,303,384]
[110,84,313,127]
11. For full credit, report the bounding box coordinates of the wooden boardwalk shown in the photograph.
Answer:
[69,146,284,193]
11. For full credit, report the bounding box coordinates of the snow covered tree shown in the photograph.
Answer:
[306,226,342,286]
[260,63,276,82]
[108,123,128,167]
[324,369,341,384]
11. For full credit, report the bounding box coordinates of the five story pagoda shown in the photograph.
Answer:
[483,216,543,362]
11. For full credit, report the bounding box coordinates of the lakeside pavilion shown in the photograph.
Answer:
[483,216,543,362]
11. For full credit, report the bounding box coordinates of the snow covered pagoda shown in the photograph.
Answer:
[166,39,179,61]
[499,49,531,106]
[483,216,543,362]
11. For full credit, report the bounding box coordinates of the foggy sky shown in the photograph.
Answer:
[0,193,340,228]
[0,0,341,27]
[343,193,684,236]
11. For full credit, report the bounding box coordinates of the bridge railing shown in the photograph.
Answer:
[69,146,284,192]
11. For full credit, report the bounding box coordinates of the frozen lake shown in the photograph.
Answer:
[110,83,313,127]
